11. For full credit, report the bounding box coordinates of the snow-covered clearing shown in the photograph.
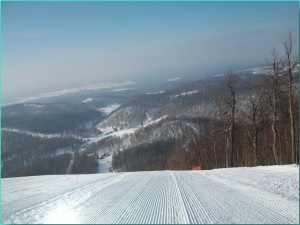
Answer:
[88,127,138,144]
[167,77,182,81]
[23,104,45,108]
[97,104,121,115]
[110,127,137,137]
[97,154,113,173]
[81,98,94,103]
[54,148,75,156]
[143,115,168,127]
[2,165,298,224]
[112,88,135,92]
[171,90,199,98]
[146,91,165,95]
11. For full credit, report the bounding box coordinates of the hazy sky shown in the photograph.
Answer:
[2,1,299,102]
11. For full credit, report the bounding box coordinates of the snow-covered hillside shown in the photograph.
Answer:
[2,165,298,224]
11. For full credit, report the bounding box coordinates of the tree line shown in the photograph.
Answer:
[1,131,83,177]
[112,32,299,171]
[112,139,179,172]
[168,32,299,169]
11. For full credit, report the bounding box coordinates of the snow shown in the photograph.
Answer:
[171,90,199,98]
[111,127,138,137]
[112,88,135,92]
[66,154,75,174]
[98,113,167,135]
[143,115,167,127]
[81,98,93,103]
[83,121,94,129]
[97,104,121,115]
[23,104,45,108]
[180,121,199,133]
[2,165,298,224]
[2,128,61,139]
[167,77,182,81]
[97,154,112,173]
[214,73,225,77]
[146,91,165,95]
[55,148,75,156]
[11,81,134,104]
[87,127,138,143]
[2,128,82,140]
[245,65,299,75]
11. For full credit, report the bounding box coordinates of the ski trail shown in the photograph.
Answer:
[168,171,190,224]
[173,172,215,223]
[3,173,128,224]
[201,172,298,223]
[183,171,297,224]
[2,165,299,224]
[66,154,75,174]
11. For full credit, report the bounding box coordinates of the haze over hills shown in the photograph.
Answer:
[1,69,240,177]
[2,66,269,106]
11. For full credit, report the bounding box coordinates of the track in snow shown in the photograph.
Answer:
[2,165,299,224]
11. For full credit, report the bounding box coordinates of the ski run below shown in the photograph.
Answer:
[2,165,299,224]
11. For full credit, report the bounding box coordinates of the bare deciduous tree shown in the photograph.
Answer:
[220,73,237,167]
[282,31,299,164]
[264,48,284,164]
[244,78,265,165]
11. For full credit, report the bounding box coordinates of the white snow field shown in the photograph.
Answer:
[2,165,299,224]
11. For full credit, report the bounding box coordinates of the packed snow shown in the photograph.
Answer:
[2,165,298,224]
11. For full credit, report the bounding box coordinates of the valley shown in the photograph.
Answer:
[1,65,299,177]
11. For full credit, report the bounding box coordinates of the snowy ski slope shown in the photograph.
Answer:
[2,165,299,224]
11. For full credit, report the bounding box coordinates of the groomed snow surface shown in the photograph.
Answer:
[2,165,299,224]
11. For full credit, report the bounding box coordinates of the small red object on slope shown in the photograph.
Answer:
[193,166,201,170]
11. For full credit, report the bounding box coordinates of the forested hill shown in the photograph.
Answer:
[2,65,299,177]
[94,67,299,172]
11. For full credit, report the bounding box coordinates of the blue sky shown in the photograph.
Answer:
[2,1,299,102]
